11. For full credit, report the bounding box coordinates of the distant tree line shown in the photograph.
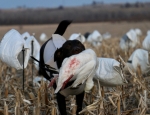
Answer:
[0,2,150,25]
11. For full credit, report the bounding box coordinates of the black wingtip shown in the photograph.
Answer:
[54,20,72,35]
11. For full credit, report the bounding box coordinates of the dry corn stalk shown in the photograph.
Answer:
[4,75,10,98]
[51,107,56,115]
[79,99,101,114]
[0,36,149,115]
[108,96,117,108]
[71,99,77,115]
[15,102,20,115]
[4,101,8,115]
[28,92,35,103]
[117,97,120,115]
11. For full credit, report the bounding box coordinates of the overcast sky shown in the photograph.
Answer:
[0,0,150,9]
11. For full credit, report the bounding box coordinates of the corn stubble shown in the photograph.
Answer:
[0,36,150,115]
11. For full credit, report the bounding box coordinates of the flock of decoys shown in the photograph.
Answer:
[0,20,149,114]
[0,21,149,87]
[0,21,127,88]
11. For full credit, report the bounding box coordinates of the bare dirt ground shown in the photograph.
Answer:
[0,21,150,43]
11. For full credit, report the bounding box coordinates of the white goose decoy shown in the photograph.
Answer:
[0,29,30,70]
[120,29,139,51]
[69,33,86,43]
[125,49,150,74]
[135,28,142,36]
[87,30,103,47]
[55,49,98,93]
[94,58,127,86]
[22,32,30,40]
[25,36,41,70]
[87,30,103,42]
[39,33,48,42]
[142,34,150,51]
[25,36,40,56]
[147,30,150,35]
[102,32,111,40]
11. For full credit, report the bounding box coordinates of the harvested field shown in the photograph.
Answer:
[0,21,150,42]
[0,21,150,115]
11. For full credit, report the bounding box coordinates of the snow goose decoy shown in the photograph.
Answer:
[142,33,150,51]
[119,29,139,51]
[94,58,127,86]
[0,29,30,70]
[22,32,30,40]
[25,35,41,70]
[39,33,48,42]
[135,28,142,37]
[69,33,86,43]
[102,32,111,40]
[124,49,150,74]
[147,30,150,35]
[87,30,103,47]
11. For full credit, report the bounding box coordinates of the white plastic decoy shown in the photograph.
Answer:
[40,33,48,42]
[25,35,41,70]
[125,49,150,74]
[0,29,30,70]
[87,30,103,43]
[120,29,139,51]
[69,33,86,43]
[22,32,30,40]
[94,58,127,86]
[142,34,150,51]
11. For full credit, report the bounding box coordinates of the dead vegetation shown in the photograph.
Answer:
[0,34,150,115]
